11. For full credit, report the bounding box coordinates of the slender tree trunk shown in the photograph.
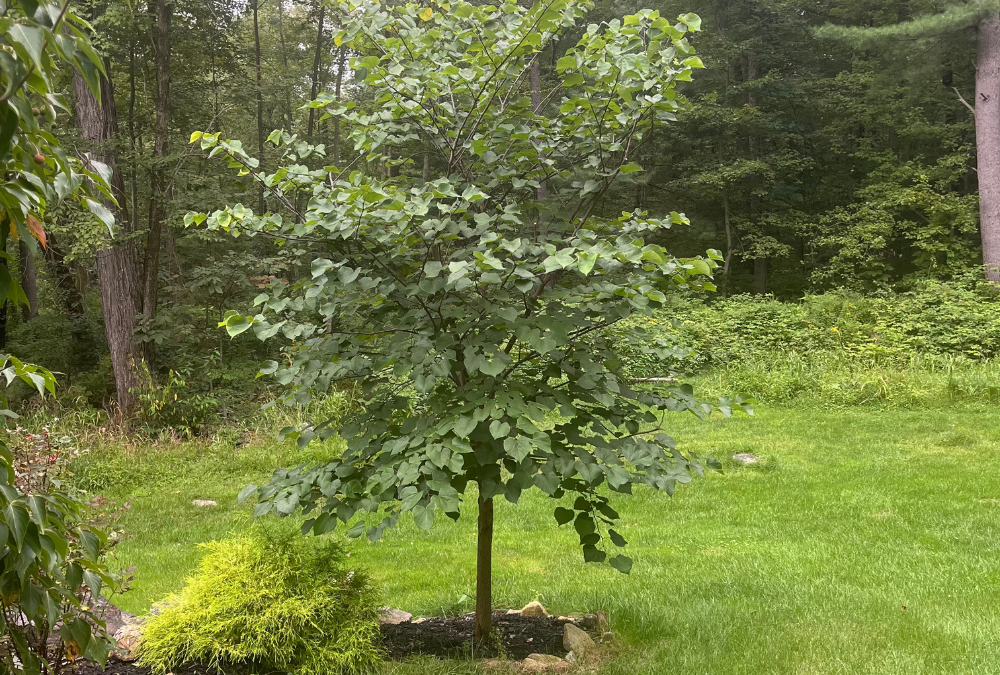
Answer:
[332,44,346,164]
[277,0,293,130]
[73,71,142,413]
[422,152,430,185]
[529,57,547,201]
[18,241,37,322]
[474,489,494,643]
[307,2,326,139]
[253,0,265,213]
[128,38,138,231]
[754,258,767,295]
[144,0,171,345]
[978,14,1000,281]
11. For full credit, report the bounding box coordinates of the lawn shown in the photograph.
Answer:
[76,405,1000,675]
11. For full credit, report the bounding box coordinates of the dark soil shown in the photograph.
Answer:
[71,611,573,673]
[380,611,572,660]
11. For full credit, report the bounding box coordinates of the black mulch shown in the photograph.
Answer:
[71,611,573,673]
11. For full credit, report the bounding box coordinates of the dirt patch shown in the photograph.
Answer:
[381,611,572,660]
[73,664,220,675]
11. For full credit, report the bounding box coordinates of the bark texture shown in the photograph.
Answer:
[307,3,326,138]
[978,14,1000,281]
[144,0,171,335]
[474,491,494,643]
[253,0,265,213]
[18,240,37,322]
[73,71,142,412]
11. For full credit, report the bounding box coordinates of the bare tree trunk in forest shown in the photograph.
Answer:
[422,153,430,185]
[474,488,494,643]
[18,241,37,322]
[253,0,265,213]
[978,14,1000,281]
[74,72,142,413]
[529,56,547,201]
[332,44,346,164]
[144,0,171,349]
[307,2,326,139]
[746,53,767,294]
[277,0,293,130]
[128,39,138,231]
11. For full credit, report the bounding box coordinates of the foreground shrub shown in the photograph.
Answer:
[138,535,382,675]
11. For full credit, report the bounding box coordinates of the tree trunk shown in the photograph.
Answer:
[529,57,547,201]
[978,13,1000,281]
[128,38,138,231]
[253,0,265,213]
[332,44,346,165]
[73,71,142,412]
[307,2,326,139]
[277,0,293,130]
[474,490,494,643]
[144,0,171,344]
[754,257,767,295]
[18,241,37,322]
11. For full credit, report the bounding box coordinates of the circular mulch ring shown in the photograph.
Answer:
[381,611,572,660]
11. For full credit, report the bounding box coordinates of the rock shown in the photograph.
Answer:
[112,623,142,662]
[378,607,412,625]
[413,617,427,624]
[522,653,569,672]
[191,499,217,507]
[601,631,615,643]
[506,609,522,615]
[580,614,597,629]
[565,651,577,663]
[732,452,759,465]
[556,615,570,622]
[563,623,596,656]
[594,610,609,633]
[521,600,548,617]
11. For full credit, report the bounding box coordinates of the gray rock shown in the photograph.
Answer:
[526,654,563,664]
[732,452,760,465]
[594,609,609,633]
[563,623,596,655]
[521,600,548,617]
[379,607,412,625]
[191,499,218,507]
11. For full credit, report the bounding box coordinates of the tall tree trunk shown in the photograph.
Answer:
[529,56,547,201]
[253,0,265,213]
[978,14,1000,281]
[128,38,138,231]
[474,489,494,643]
[277,0,293,130]
[18,241,37,322]
[307,2,326,139]
[73,71,142,413]
[144,0,171,347]
[753,257,767,295]
[332,44,346,164]
[45,234,92,384]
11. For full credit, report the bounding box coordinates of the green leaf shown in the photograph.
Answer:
[453,416,477,438]
[489,419,510,439]
[609,554,633,573]
[554,507,574,525]
[412,504,434,531]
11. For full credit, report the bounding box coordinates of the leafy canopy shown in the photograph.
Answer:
[190,0,749,572]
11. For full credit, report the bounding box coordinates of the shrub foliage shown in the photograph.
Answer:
[138,535,382,675]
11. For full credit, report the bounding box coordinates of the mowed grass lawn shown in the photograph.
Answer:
[76,405,1000,674]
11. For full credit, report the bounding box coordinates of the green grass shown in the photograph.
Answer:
[77,405,1000,674]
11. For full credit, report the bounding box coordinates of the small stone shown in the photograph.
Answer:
[378,607,412,625]
[594,609,610,633]
[556,615,570,622]
[580,614,598,629]
[563,623,596,656]
[522,653,570,673]
[413,617,427,624]
[506,609,522,615]
[526,654,563,664]
[521,600,548,617]
[732,452,759,465]
[112,624,142,661]
[565,651,577,663]
[601,631,614,643]
[191,499,217,507]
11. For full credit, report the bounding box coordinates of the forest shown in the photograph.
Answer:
[1,0,999,673]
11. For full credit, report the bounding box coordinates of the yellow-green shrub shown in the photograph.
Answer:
[138,535,381,675]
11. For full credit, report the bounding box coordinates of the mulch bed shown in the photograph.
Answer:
[71,611,572,674]
[381,611,572,660]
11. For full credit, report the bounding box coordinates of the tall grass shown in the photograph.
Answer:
[694,352,1000,407]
